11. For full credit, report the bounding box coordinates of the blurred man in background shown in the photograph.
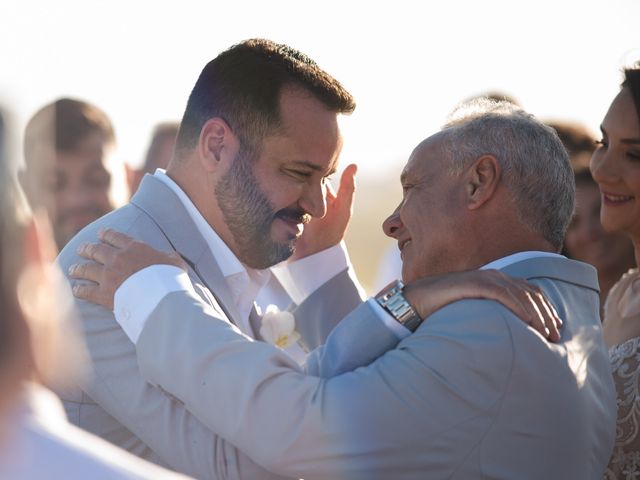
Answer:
[127,122,179,195]
[19,98,129,251]
[0,107,189,479]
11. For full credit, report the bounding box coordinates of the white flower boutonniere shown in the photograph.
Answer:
[259,304,301,349]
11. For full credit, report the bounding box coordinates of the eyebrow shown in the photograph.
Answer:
[600,125,640,145]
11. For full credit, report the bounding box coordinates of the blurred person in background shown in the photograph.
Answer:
[0,107,190,479]
[592,64,640,479]
[127,122,179,195]
[549,120,636,316]
[19,98,129,251]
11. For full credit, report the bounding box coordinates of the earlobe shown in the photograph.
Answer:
[467,155,500,209]
[198,118,237,173]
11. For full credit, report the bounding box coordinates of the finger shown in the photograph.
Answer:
[68,262,104,283]
[324,179,337,207]
[334,164,357,216]
[99,228,135,249]
[503,286,540,329]
[530,291,561,342]
[77,242,117,265]
[338,164,357,200]
[523,291,550,338]
[71,282,113,310]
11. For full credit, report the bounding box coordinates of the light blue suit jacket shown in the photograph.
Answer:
[134,256,617,479]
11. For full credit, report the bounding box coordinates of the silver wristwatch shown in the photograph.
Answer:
[375,280,423,332]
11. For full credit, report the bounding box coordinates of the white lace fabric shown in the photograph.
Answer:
[605,269,640,479]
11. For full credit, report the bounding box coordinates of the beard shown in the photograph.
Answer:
[215,147,310,269]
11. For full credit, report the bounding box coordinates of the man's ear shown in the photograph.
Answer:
[197,118,239,173]
[465,155,501,210]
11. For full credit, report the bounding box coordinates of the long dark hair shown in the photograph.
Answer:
[623,64,640,127]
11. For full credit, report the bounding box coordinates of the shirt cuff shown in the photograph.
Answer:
[114,265,194,344]
[270,241,351,305]
[366,299,412,340]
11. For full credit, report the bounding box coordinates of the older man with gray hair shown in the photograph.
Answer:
[71,99,616,479]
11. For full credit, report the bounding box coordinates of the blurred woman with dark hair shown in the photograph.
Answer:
[591,64,640,478]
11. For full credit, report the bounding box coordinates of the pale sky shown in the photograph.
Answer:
[1,0,638,181]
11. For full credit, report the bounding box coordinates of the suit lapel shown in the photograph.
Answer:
[500,256,599,293]
[131,174,242,324]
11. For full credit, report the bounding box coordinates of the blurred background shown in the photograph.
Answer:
[1,0,638,293]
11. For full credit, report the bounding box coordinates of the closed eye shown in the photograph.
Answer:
[285,169,313,181]
[628,150,640,161]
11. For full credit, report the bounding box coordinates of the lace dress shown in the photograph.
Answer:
[605,269,640,479]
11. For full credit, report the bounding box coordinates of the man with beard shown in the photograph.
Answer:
[60,40,561,479]
[20,98,129,251]
[55,38,368,479]
[70,99,615,479]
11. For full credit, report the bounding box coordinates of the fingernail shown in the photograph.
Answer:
[68,265,77,275]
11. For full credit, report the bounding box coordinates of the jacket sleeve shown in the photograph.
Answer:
[57,220,291,480]
[136,291,514,479]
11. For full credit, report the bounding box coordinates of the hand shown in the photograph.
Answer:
[401,269,562,342]
[290,164,357,261]
[69,228,187,309]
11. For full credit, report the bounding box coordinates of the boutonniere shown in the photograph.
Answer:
[259,304,301,349]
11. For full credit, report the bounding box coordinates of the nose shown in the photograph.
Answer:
[590,148,617,185]
[382,205,403,239]
[299,180,327,219]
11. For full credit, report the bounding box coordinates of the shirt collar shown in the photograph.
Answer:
[481,251,565,271]
[153,169,248,279]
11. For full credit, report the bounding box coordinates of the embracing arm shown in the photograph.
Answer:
[59,227,289,480]
[135,292,517,478]
[70,229,561,379]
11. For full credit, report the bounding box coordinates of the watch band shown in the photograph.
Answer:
[375,280,423,333]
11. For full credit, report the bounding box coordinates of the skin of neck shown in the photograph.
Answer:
[456,187,557,271]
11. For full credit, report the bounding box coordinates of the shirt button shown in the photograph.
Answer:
[120,308,131,322]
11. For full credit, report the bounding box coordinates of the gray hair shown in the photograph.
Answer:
[442,98,574,250]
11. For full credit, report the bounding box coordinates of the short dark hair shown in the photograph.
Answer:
[23,98,115,168]
[175,38,356,155]
[623,64,640,130]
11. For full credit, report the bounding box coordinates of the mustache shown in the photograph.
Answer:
[275,208,311,225]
